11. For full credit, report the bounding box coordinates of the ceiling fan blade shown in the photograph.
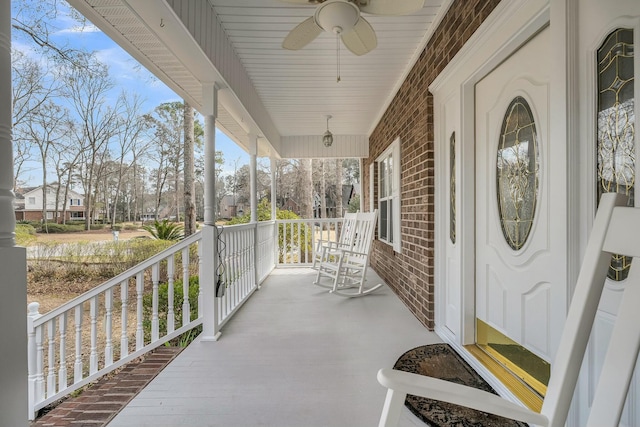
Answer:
[341,16,377,56]
[282,16,323,50]
[358,0,425,16]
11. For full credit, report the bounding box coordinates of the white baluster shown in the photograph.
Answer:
[46,318,56,397]
[58,312,68,390]
[196,243,202,319]
[283,222,288,265]
[167,256,175,333]
[241,229,246,295]
[254,223,259,290]
[120,280,129,358]
[182,247,191,324]
[136,272,144,349]
[228,231,234,310]
[297,222,302,266]
[151,263,159,342]
[27,302,42,415]
[74,305,83,382]
[233,230,239,307]
[89,297,98,374]
[246,230,255,294]
[104,288,113,366]
[35,323,44,401]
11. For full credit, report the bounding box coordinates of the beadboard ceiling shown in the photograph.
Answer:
[67,0,450,157]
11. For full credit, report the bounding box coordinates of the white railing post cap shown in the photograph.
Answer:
[28,302,41,319]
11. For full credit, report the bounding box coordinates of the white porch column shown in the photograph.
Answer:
[249,134,258,223]
[200,83,221,341]
[248,134,259,288]
[270,156,278,269]
[0,0,29,423]
[270,156,277,220]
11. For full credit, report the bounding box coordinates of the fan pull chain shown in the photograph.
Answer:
[336,33,341,83]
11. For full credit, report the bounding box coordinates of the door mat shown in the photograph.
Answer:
[393,343,529,427]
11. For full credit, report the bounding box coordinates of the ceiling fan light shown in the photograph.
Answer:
[315,1,360,34]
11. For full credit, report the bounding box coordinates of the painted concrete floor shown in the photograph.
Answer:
[107,268,441,427]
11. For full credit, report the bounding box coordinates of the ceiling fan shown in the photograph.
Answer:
[280,0,425,56]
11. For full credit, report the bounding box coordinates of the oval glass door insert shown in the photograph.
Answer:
[496,96,540,250]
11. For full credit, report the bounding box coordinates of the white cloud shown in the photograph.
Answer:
[57,24,102,34]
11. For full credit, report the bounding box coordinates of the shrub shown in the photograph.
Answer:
[143,220,184,241]
[16,223,37,246]
[347,194,360,213]
[28,239,176,281]
[227,199,312,263]
[143,276,200,346]
[37,223,85,233]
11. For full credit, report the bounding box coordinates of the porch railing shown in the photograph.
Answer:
[26,221,277,419]
[277,217,346,267]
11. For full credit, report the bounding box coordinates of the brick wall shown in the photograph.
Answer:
[15,209,85,223]
[364,0,500,329]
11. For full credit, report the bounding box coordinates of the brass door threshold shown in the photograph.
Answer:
[465,344,543,412]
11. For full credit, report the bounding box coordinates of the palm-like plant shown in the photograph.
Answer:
[143,219,184,241]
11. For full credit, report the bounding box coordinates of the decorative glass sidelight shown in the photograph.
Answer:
[597,28,635,281]
[496,96,540,250]
[450,132,456,244]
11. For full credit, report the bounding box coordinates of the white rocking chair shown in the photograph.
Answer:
[378,192,640,427]
[312,211,359,270]
[314,210,383,297]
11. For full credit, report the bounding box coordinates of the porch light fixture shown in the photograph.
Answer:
[323,115,333,147]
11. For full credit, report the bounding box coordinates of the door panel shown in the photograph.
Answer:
[475,27,561,362]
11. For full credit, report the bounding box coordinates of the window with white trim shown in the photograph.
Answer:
[376,138,401,253]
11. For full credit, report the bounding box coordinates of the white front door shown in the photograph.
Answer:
[475,26,565,363]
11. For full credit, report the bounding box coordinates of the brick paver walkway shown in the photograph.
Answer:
[31,347,183,427]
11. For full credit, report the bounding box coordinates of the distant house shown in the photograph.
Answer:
[218,195,246,219]
[313,184,357,218]
[14,185,85,223]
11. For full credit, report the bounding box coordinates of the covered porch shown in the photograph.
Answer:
[107,268,439,427]
[5,0,640,425]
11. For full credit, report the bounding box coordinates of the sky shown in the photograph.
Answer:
[12,0,249,186]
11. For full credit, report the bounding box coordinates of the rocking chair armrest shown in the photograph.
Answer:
[377,368,548,427]
[321,241,352,250]
[334,247,367,257]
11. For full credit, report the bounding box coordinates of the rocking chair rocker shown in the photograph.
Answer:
[378,193,640,427]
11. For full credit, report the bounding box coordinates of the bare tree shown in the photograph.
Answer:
[53,144,81,224]
[335,158,343,217]
[320,159,327,218]
[11,52,57,190]
[24,101,69,227]
[63,55,120,229]
[110,93,148,226]
[300,159,313,218]
[147,102,186,219]
[183,101,196,235]
[11,0,89,66]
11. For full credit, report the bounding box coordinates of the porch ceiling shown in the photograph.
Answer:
[67,0,450,157]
